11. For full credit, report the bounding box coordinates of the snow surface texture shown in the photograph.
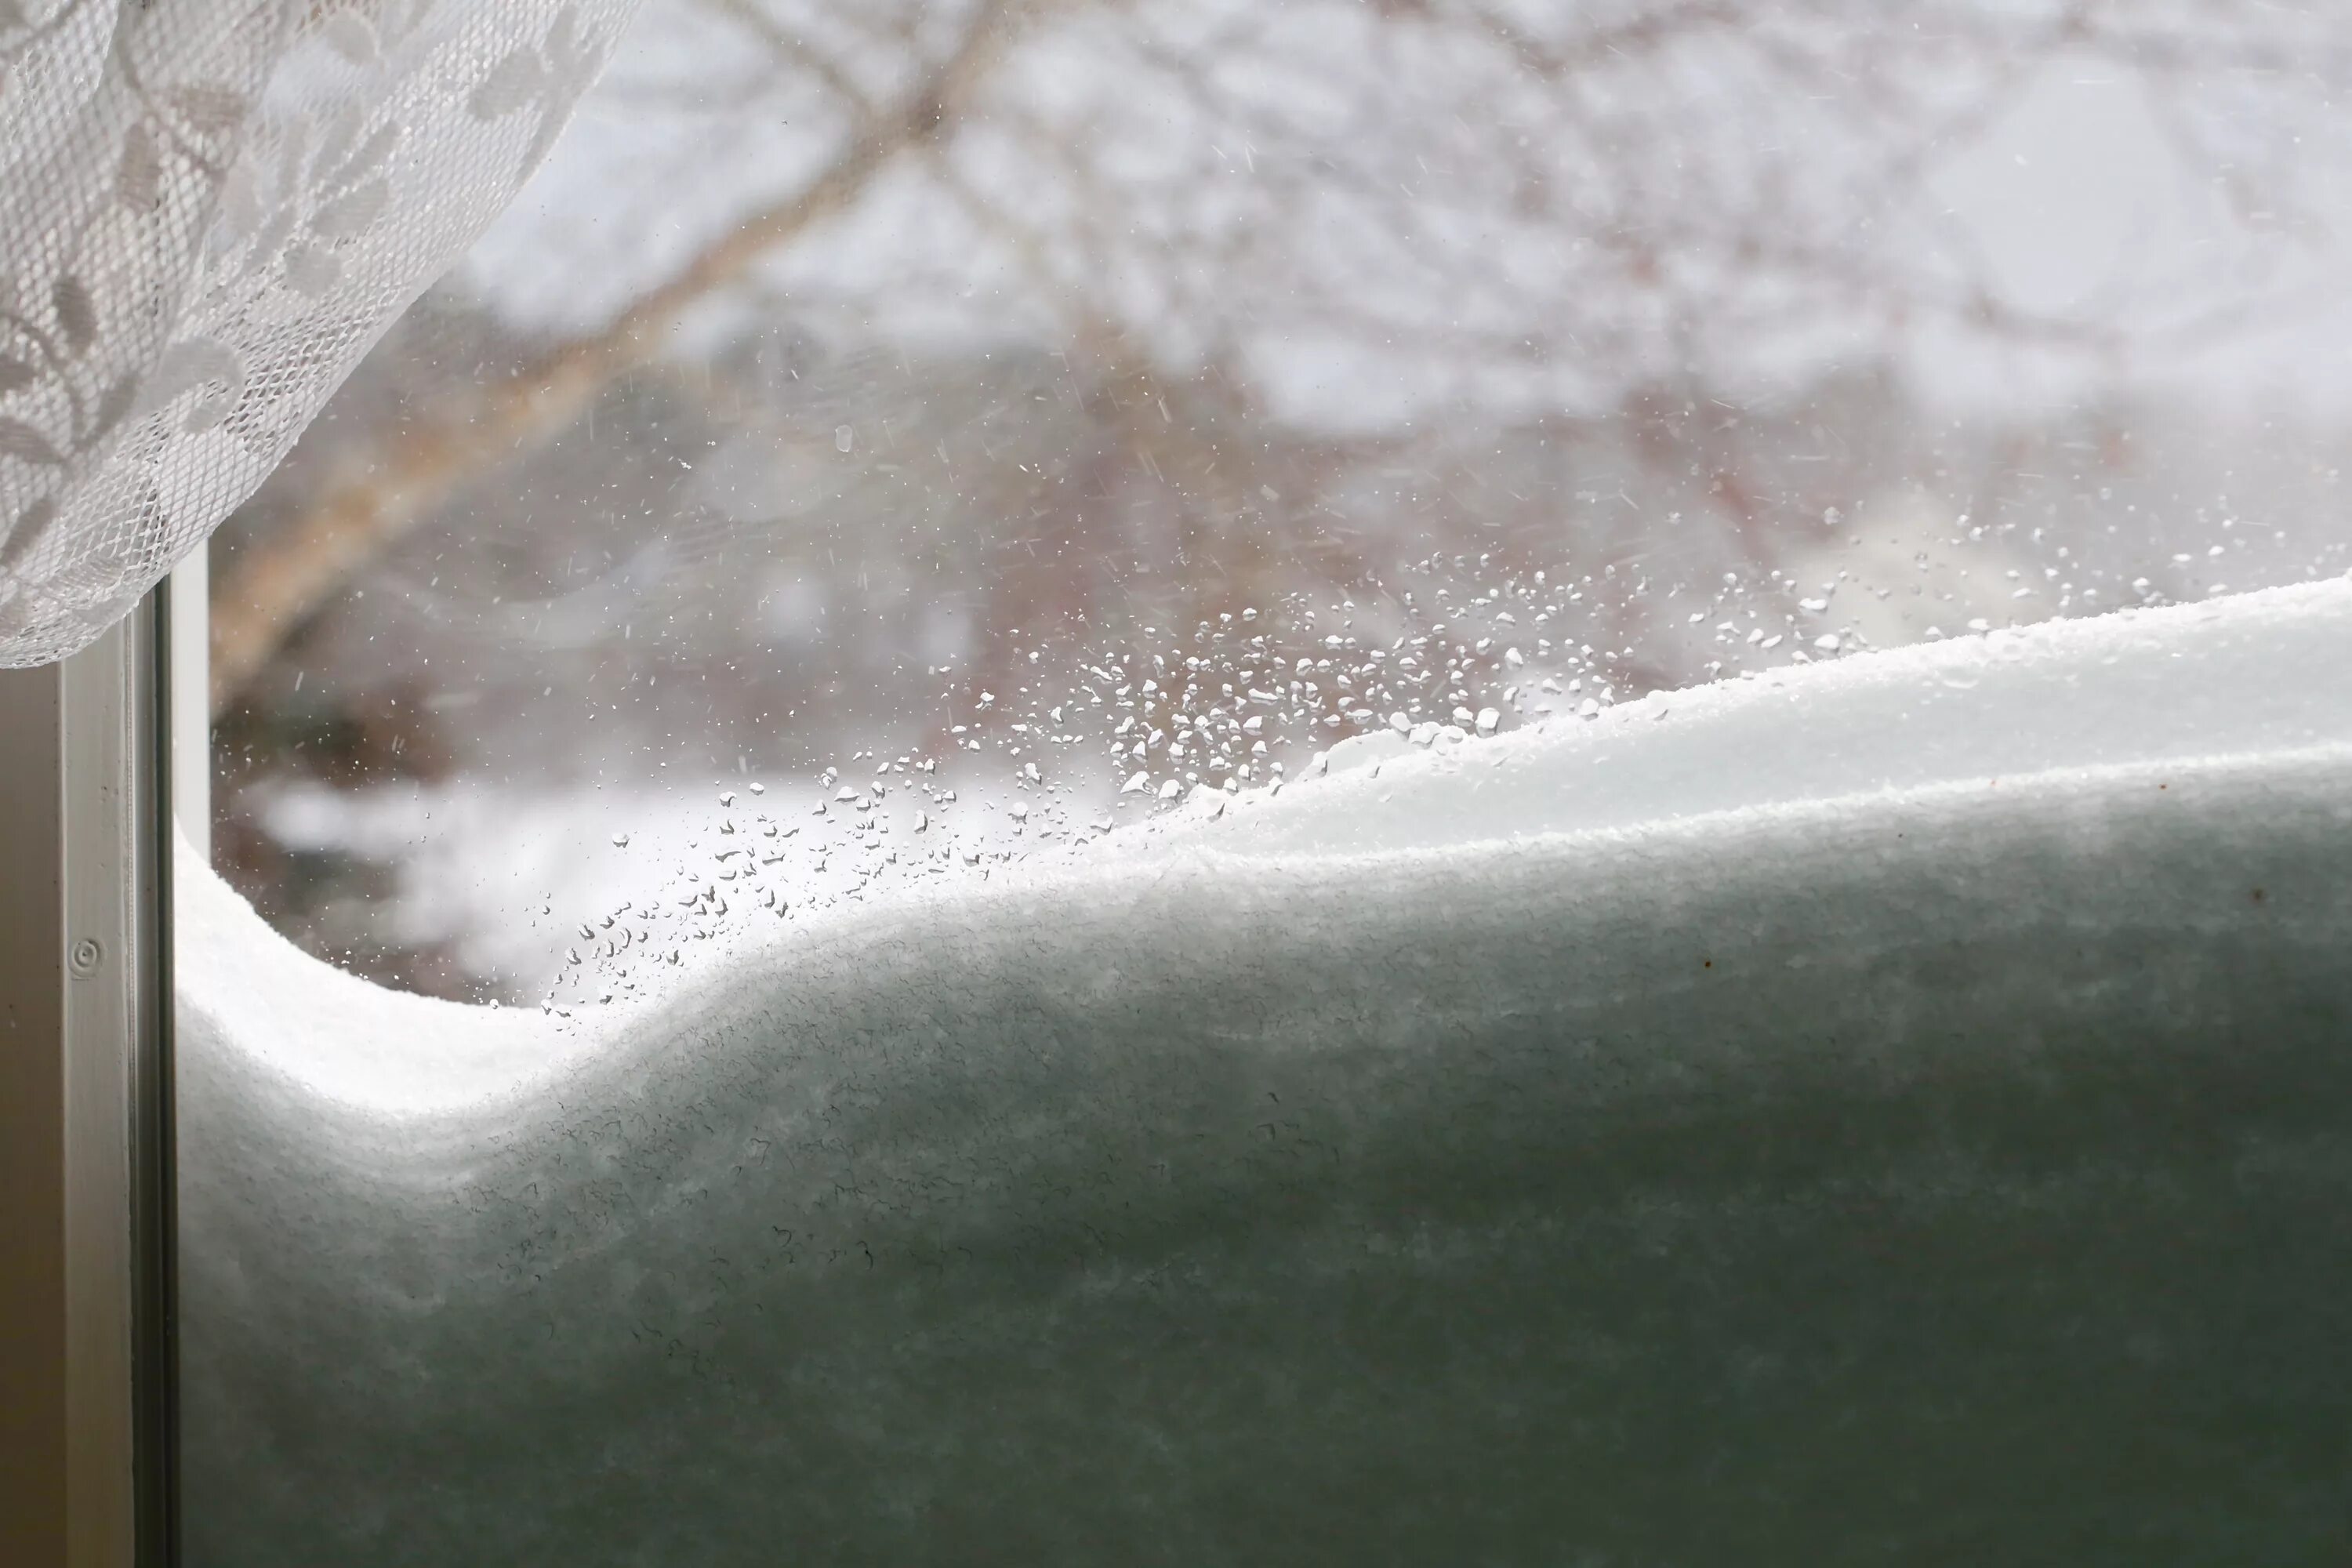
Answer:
[180,583,2352,1564]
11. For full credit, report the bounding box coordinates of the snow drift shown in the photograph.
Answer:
[179,583,2352,1564]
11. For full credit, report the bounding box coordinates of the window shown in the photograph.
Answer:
[8,2,2352,1563]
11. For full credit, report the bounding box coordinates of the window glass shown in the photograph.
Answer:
[175,4,2352,1559]
[203,0,2352,1007]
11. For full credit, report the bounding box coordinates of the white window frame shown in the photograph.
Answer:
[1,552,205,1568]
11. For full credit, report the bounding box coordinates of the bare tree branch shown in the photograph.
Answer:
[209,0,1027,711]
[212,0,2352,716]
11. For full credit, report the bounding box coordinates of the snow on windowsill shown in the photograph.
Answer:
[176,579,2352,1562]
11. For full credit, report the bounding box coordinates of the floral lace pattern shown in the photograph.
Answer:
[0,0,638,665]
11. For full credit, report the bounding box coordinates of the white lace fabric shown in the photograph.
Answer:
[0,0,640,667]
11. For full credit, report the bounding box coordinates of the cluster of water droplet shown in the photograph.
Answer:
[525,521,2270,1017]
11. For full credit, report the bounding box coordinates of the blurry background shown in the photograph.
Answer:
[205,0,2352,1006]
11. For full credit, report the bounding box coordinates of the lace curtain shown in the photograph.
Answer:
[0,0,641,666]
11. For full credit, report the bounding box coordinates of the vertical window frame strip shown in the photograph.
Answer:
[0,579,180,1568]
[140,566,187,1568]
